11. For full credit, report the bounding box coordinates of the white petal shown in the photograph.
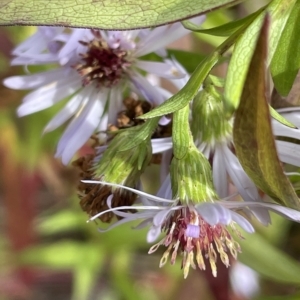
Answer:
[221,200,300,223]
[222,146,271,225]
[135,15,206,57]
[56,89,105,164]
[12,53,59,65]
[43,92,84,133]
[17,75,81,116]
[97,213,152,232]
[230,211,254,233]
[147,225,162,243]
[153,208,172,226]
[58,29,86,65]
[196,202,221,226]
[89,205,165,222]
[213,203,232,225]
[129,71,165,106]
[82,180,176,203]
[213,146,228,198]
[151,137,173,154]
[272,119,300,139]
[136,60,186,79]
[107,85,124,125]
[3,69,65,90]
[276,140,300,167]
[160,149,173,184]
[156,174,172,200]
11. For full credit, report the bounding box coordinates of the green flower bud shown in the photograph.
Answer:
[191,84,232,144]
[76,118,158,222]
[170,143,218,204]
[170,104,218,205]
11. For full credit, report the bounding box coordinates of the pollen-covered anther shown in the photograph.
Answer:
[149,208,241,278]
[74,30,131,88]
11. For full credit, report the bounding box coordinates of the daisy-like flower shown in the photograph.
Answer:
[82,180,300,278]
[4,17,205,164]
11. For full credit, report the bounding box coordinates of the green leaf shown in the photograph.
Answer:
[38,209,87,235]
[139,13,258,120]
[72,247,104,300]
[182,6,264,36]
[0,0,244,29]
[233,15,300,209]
[270,106,297,128]
[139,51,221,119]
[239,232,300,284]
[119,117,159,151]
[224,0,297,113]
[20,241,103,269]
[271,0,300,96]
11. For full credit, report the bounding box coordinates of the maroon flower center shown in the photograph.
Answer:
[149,207,241,278]
[74,30,131,88]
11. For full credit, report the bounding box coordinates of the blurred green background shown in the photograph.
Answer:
[1,1,300,299]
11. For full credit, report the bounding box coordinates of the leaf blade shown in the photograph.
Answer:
[239,232,300,284]
[0,0,244,29]
[224,0,296,112]
[271,0,300,96]
[233,15,300,209]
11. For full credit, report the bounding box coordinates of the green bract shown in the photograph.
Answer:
[191,84,231,143]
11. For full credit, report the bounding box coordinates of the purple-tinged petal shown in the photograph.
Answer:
[213,146,228,198]
[230,211,254,233]
[196,202,220,226]
[147,225,162,243]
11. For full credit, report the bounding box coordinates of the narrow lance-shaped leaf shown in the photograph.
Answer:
[0,0,244,29]
[271,0,300,96]
[140,19,251,120]
[224,0,297,113]
[238,232,300,284]
[182,6,264,37]
[233,15,300,209]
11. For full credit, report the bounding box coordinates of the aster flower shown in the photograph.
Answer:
[82,180,300,278]
[190,86,300,227]
[4,17,205,164]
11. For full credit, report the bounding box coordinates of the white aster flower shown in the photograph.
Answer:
[82,180,300,278]
[4,17,205,164]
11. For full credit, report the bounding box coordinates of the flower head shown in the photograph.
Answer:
[82,179,300,278]
[4,19,204,164]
